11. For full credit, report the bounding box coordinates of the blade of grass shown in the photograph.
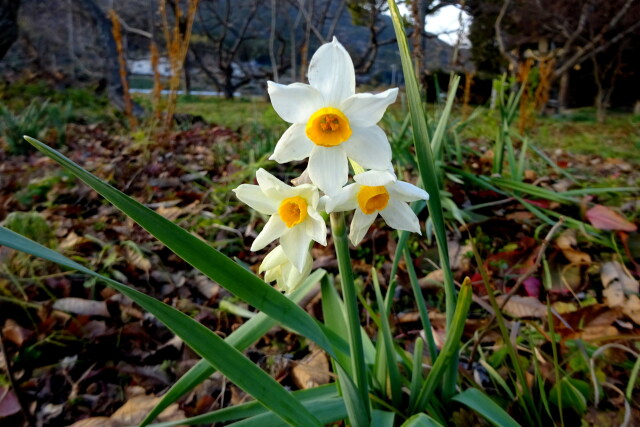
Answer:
[142,269,326,425]
[411,278,473,412]
[403,248,438,361]
[0,226,322,426]
[387,0,457,329]
[149,384,338,427]
[226,397,347,427]
[401,413,445,427]
[469,237,538,425]
[452,388,520,427]
[371,268,402,407]
[408,337,424,411]
[23,136,340,360]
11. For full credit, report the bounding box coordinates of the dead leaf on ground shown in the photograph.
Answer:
[556,229,592,265]
[52,298,110,317]
[2,319,34,347]
[110,395,184,425]
[0,386,20,418]
[496,295,547,318]
[586,205,637,232]
[69,417,119,427]
[419,269,444,289]
[291,350,331,389]
[602,261,640,324]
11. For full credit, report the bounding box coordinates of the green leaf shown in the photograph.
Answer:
[149,385,339,426]
[142,270,326,425]
[22,136,341,360]
[549,377,589,414]
[370,410,395,427]
[371,269,402,407]
[400,413,445,427]
[411,279,473,412]
[226,397,347,427]
[452,388,520,427]
[386,3,457,366]
[0,226,321,426]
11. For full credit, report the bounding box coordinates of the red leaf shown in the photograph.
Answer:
[586,205,637,232]
[0,387,20,418]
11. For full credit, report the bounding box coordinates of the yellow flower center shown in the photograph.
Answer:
[278,196,308,228]
[305,107,352,147]
[357,186,389,215]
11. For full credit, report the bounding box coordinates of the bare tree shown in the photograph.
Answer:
[0,0,20,61]
[492,0,640,110]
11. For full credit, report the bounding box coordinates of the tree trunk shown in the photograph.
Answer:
[79,0,142,115]
[558,71,569,113]
[0,0,20,60]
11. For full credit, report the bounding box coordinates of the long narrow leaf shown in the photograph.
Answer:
[149,384,338,427]
[412,279,473,412]
[23,136,340,360]
[401,413,444,427]
[386,1,457,326]
[142,270,326,425]
[0,227,321,426]
[452,388,520,427]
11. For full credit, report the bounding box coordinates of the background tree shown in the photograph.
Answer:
[0,0,20,61]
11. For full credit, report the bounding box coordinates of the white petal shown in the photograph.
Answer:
[349,209,377,246]
[305,212,327,246]
[308,37,355,106]
[255,168,292,200]
[259,246,288,273]
[353,169,396,187]
[308,145,348,196]
[341,88,398,127]
[267,82,324,124]
[324,184,359,213]
[251,215,288,251]
[280,224,312,272]
[388,181,429,203]
[270,124,314,163]
[343,125,392,171]
[233,184,278,215]
[379,201,421,234]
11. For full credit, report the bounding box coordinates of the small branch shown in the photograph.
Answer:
[495,0,519,72]
[0,328,35,427]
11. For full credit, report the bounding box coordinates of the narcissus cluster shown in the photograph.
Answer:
[234,38,428,292]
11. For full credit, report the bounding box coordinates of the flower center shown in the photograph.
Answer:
[305,107,352,147]
[357,185,389,215]
[278,196,308,228]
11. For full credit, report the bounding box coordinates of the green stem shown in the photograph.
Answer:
[330,212,370,419]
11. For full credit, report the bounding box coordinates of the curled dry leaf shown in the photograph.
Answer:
[419,269,444,289]
[586,205,637,232]
[601,261,640,324]
[291,349,331,390]
[0,386,21,418]
[2,319,34,347]
[496,295,547,318]
[556,229,591,265]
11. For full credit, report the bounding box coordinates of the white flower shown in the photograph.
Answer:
[267,37,398,196]
[233,168,326,271]
[324,170,429,246]
[260,246,313,292]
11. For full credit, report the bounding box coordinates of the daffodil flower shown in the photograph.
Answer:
[260,246,313,292]
[267,37,398,196]
[233,168,326,271]
[324,170,429,246]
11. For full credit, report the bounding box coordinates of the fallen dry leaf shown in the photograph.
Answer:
[586,205,637,232]
[556,229,592,265]
[0,387,20,418]
[291,350,331,389]
[69,417,119,427]
[497,295,547,318]
[52,298,110,317]
[601,261,640,324]
[2,319,33,347]
[110,395,184,425]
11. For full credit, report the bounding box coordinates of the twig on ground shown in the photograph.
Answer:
[0,327,36,427]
